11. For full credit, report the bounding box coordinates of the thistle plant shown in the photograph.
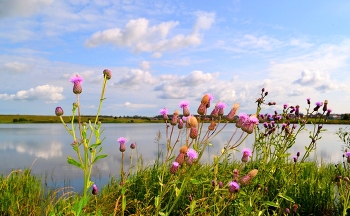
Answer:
[55,69,111,199]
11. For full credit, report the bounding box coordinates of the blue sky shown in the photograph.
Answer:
[1,0,350,117]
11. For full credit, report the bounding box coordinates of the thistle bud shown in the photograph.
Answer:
[208,120,216,130]
[73,82,82,94]
[197,103,207,115]
[323,100,328,112]
[178,119,184,129]
[170,162,180,174]
[92,184,98,195]
[103,69,112,80]
[228,181,240,193]
[55,107,64,116]
[175,153,186,165]
[130,143,136,149]
[189,127,198,139]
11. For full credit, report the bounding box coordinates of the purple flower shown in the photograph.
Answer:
[307,98,311,105]
[263,122,268,128]
[283,104,288,109]
[242,148,252,157]
[346,151,350,157]
[159,108,168,115]
[70,74,84,84]
[55,107,64,116]
[316,101,323,107]
[236,113,249,128]
[217,102,226,109]
[170,161,180,174]
[92,184,98,195]
[293,156,297,163]
[207,94,214,102]
[118,137,127,144]
[228,181,240,193]
[187,148,198,159]
[179,100,189,108]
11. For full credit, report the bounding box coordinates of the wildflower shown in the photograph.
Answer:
[178,119,184,129]
[292,204,298,213]
[189,194,193,201]
[208,120,216,130]
[180,145,189,154]
[118,137,127,152]
[210,106,219,118]
[186,148,198,165]
[55,107,64,116]
[226,103,239,122]
[170,110,179,126]
[283,104,288,109]
[187,116,198,128]
[236,113,249,128]
[322,100,328,112]
[295,105,300,116]
[211,180,216,187]
[313,101,323,112]
[179,100,190,117]
[218,181,223,188]
[159,108,168,120]
[92,184,98,195]
[206,94,214,108]
[306,98,311,105]
[241,115,259,134]
[130,143,136,149]
[197,103,207,115]
[293,156,297,163]
[263,122,268,128]
[241,148,252,162]
[233,169,239,181]
[346,151,350,163]
[175,153,186,165]
[240,169,258,185]
[70,74,84,94]
[297,151,300,157]
[103,69,112,80]
[264,91,268,96]
[228,181,240,193]
[284,208,290,214]
[170,162,180,174]
[326,109,332,117]
[217,102,226,116]
[189,127,198,139]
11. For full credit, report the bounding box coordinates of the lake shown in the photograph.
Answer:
[0,123,347,192]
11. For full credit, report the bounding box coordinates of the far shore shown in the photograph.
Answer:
[1,114,350,125]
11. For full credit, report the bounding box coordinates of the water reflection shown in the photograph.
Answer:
[0,123,346,191]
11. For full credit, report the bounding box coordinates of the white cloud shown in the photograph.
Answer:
[85,12,215,57]
[0,0,53,19]
[140,61,150,71]
[2,61,29,73]
[124,102,157,108]
[113,69,158,89]
[0,85,64,103]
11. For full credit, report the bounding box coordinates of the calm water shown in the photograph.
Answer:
[0,123,347,192]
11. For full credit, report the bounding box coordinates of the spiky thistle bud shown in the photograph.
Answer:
[217,101,226,116]
[208,120,216,130]
[103,69,112,80]
[226,103,239,122]
[170,110,179,126]
[189,127,198,139]
[323,100,328,112]
[92,184,98,195]
[197,103,207,115]
[240,169,258,185]
[210,106,219,118]
[55,107,64,116]
[180,145,189,154]
[179,100,190,117]
[178,119,184,129]
[130,143,136,149]
[118,137,127,152]
[241,148,252,163]
[188,116,198,128]
[175,153,186,165]
[170,162,180,174]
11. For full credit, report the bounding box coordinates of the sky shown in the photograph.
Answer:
[1,0,350,117]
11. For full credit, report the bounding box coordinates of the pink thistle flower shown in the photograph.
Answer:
[118,137,127,144]
[186,148,198,165]
[179,100,189,108]
[228,181,240,193]
[241,148,252,162]
[241,116,259,134]
[307,98,311,105]
[236,113,249,128]
[70,74,84,84]
[159,108,168,120]
[170,161,180,174]
[206,93,214,108]
[217,102,226,109]
[178,119,184,129]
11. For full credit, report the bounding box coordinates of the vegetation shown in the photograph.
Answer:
[3,70,350,215]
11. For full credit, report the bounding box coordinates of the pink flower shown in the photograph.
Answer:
[228,181,240,193]
[236,113,249,128]
[179,100,189,108]
[242,148,252,157]
[70,74,84,84]
[207,94,214,102]
[159,108,168,115]
[118,137,127,144]
[217,102,226,109]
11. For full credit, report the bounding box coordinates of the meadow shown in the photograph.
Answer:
[2,70,350,216]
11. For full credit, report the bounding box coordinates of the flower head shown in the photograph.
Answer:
[70,74,84,84]
[55,107,64,116]
[179,100,189,108]
[283,104,288,109]
[236,113,249,128]
[228,181,240,193]
[103,69,112,80]
[159,108,168,115]
[130,143,136,149]
[92,184,98,195]
[306,98,311,105]
[170,161,180,174]
[118,137,127,144]
[187,148,198,160]
[217,102,226,109]
[242,148,252,157]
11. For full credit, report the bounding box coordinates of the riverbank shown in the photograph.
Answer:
[1,114,350,124]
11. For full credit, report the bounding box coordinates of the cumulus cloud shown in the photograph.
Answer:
[0,85,64,103]
[85,11,215,57]
[124,102,157,108]
[113,69,158,89]
[0,0,53,19]
[293,70,338,92]
[1,61,30,73]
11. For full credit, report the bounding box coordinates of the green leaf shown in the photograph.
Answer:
[92,154,108,164]
[89,143,101,149]
[67,156,83,169]
[263,201,279,208]
[98,146,103,153]
[190,179,201,185]
[278,193,295,203]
